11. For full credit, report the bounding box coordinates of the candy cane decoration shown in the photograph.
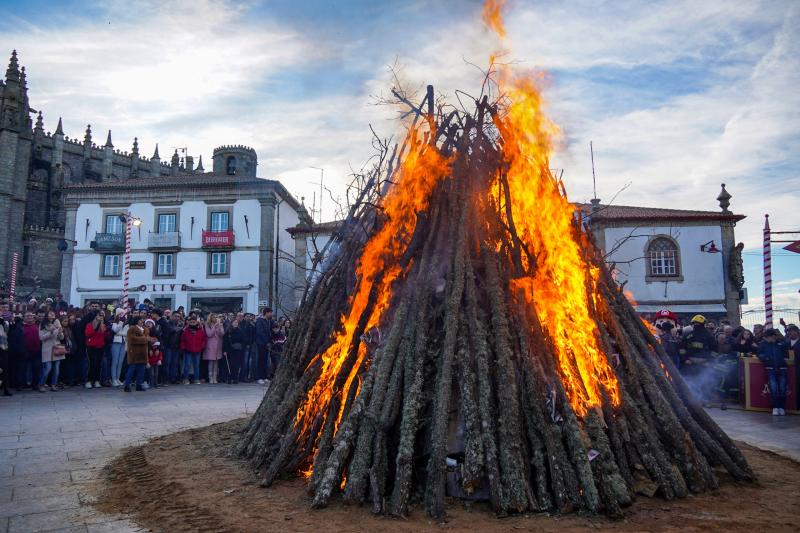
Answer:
[121,214,132,311]
[9,252,18,304]
[763,214,772,328]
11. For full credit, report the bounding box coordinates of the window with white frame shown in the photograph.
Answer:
[647,237,680,277]
[102,255,120,277]
[105,214,124,234]
[157,253,174,276]
[158,213,176,233]
[210,252,228,275]
[210,211,229,232]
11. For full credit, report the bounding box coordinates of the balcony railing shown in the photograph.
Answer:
[90,232,125,251]
[148,231,181,250]
[202,229,235,248]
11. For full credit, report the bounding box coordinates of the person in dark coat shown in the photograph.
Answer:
[254,307,273,384]
[239,313,255,382]
[733,329,758,356]
[76,308,96,387]
[6,315,24,390]
[758,328,789,416]
[223,319,246,384]
[679,315,718,404]
[0,315,11,396]
[123,316,150,392]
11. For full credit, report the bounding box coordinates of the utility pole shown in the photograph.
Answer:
[309,166,324,224]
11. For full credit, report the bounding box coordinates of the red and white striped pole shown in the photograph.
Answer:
[9,252,18,304]
[763,214,773,328]
[121,214,132,311]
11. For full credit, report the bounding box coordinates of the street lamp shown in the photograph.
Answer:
[118,213,141,311]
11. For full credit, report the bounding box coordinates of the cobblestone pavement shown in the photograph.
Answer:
[1,386,798,532]
[0,383,265,533]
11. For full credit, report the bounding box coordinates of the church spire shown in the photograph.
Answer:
[131,137,139,156]
[171,149,179,166]
[152,143,160,159]
[84,124,92,144]
[5,49,19,83]
[196,154,204,172]
[34,110,43,133]
[55,117,64,135]
[105,129,113,148]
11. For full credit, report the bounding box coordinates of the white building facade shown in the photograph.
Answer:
[581,185,745,325]
[61,154,312,315]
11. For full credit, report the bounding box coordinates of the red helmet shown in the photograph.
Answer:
[655,309,678,323]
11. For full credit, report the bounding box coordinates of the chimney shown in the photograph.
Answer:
[186,155,194,174]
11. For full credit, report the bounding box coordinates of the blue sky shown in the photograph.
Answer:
[1,0,798,313]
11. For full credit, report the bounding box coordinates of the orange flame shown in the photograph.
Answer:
[482,0,507,39]
[292,131,451,448]
[487,3,620,415]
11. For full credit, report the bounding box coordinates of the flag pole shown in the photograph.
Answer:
[763,214,773,328]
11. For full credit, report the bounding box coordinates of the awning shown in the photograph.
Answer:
[635,304,727,314]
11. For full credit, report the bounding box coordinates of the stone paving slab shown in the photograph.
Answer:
[0,383,265,532]
[706,406,800,462]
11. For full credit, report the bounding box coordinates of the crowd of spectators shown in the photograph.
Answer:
[0,297,288,395]
[653,312,799,415]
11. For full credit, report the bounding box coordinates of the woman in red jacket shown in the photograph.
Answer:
[84,311,107,388]
[180,315,207,384]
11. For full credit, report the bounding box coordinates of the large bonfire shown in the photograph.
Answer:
[238,1,753,518]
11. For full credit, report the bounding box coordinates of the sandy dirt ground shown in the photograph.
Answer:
[94,418,800,532]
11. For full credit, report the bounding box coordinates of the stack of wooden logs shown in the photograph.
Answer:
[237,88,754,519]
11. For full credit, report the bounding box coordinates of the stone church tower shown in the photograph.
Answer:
[0,50,32,293]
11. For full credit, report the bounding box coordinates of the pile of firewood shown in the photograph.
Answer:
[237,85,753,519]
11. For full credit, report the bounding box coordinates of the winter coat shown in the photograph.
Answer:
[112,322,129,346]
[240,321,255,345]
[203,323,224,361]
[163,319,183,350]
[8,320,25,354]
[224,326,246,354]
[733,337,758,356]
[680,325,716,360]
[254,317,272,346]
[39,322,65,363]
[85,321,107,349]
[758,340,789,369]
[76,311,96,346]
[23,323,41,354]
[0,320,8,352]
[155,317,171,343]
[148,348,163,367]
[126,325,150,365]
[180,325,207,354]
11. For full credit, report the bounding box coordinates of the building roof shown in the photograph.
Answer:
[287,219,343,236]
[63,171,307,213]
[576,203,745,223]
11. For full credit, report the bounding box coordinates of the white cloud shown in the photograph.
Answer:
[2,0,797,236]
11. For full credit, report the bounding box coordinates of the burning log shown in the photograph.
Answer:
[236,79,754,519]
